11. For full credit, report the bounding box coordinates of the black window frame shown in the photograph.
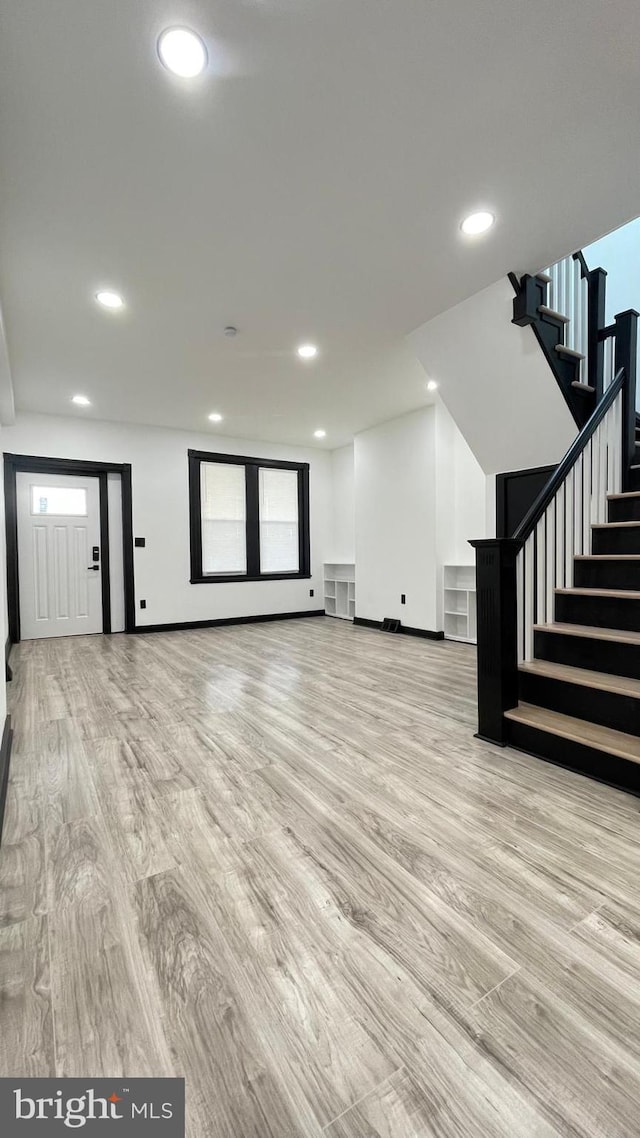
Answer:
[188,449,311,584]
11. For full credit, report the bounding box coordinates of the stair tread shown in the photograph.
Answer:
[592,521,640,529]
[571,381,595,392]
[538,305,570,323]
[556,344,586,360]
[607,491,640,500]
[505,704,640,763]
[520,660,640,699]
[534,622,640,644]
[536,271,553,283]
[555,587,640,599]
[574,554,640,560]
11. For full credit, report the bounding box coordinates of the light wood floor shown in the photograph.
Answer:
[3,617,640,1136]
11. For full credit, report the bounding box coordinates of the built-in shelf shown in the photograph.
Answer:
[324,562,355,620]
[443,565,476,643]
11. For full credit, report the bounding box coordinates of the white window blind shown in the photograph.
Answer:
[201,462,247,575]
[259,468,299,573]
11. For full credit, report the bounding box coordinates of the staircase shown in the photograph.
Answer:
[505,482,640,793]
[471,265,640,795]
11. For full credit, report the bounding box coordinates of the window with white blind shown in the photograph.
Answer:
[189,450,310,582]
[259,467,299,574]
[200,462,247,575]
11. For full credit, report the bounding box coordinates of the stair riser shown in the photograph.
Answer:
[506,719,640,796]
[574,561,640,591]
[534,629,640,678]
[629,468,640,492]
[609,498,640,523]
[518,672,640,736]
[592,527,640,555]
[555,592,640,632]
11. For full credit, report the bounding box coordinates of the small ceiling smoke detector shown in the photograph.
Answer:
[224,326,238,337]
[460,211,495,236]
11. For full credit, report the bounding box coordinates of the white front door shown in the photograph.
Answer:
[17,472,103,639]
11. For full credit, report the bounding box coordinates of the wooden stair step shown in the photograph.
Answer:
[538,305,570,323]
[519,660,640,699]
[607,492,640,500]
[536,271,552,284]
[574,554,640,560]
[505,704,640,764]
[592,521,640,529]
[555,344,586,360]
[534,622,640,645]
[571,381,595,393]
[555,587,640,599]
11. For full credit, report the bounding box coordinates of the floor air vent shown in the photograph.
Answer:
[381,618,401,633]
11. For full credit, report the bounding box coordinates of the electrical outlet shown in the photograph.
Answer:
[310,588,314,597]
[401,594,406,605]
[140,599,146,610]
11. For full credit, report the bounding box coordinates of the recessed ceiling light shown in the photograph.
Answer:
[158,27,208,78]
[314,429,326,439]
[208,412,223,422]
[426,380,438,392]
[460,211,495,236]
[95,289,124,310]
[297,344,318,360]
[72,395,91,406]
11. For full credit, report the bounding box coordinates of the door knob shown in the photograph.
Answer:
[87,564,100,571]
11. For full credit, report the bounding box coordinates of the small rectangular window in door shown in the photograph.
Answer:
[30,485,88,516]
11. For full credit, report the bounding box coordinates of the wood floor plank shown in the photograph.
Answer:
[49,895,174,1078]
[134,866,318,1137]
[0,915,55,1076]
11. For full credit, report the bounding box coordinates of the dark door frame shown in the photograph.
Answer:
[4,454,135,643]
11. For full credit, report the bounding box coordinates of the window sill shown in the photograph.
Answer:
[190,573,312,585]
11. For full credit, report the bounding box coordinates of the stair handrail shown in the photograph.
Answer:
[512,366,625,546]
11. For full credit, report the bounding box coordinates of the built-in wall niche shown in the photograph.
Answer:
[324,563,355,620]
[443,564,476,644]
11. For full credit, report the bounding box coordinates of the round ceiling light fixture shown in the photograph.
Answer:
[460,210,495,236]
[208,412,223,422]
[72,395,91,406]
[95,289,124,310]
[426,380,438,392]
[297,343,318,360]
[158,27,208,78]
[314,429,326,439]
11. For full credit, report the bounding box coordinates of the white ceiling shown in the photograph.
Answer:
[1,0,639,448]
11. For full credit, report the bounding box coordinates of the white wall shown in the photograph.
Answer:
[2,413,332,628]
[409,277,576,475]
[355,408,437,630]
[329,445,355,562]
[584,217,640,410]
[354,405,487,632]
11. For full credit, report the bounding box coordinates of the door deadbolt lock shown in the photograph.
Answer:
[87,564,100,571]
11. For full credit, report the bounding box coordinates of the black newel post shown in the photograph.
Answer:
[614,309,639,490]
[587,267,607,398]
[469,538,521,745]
